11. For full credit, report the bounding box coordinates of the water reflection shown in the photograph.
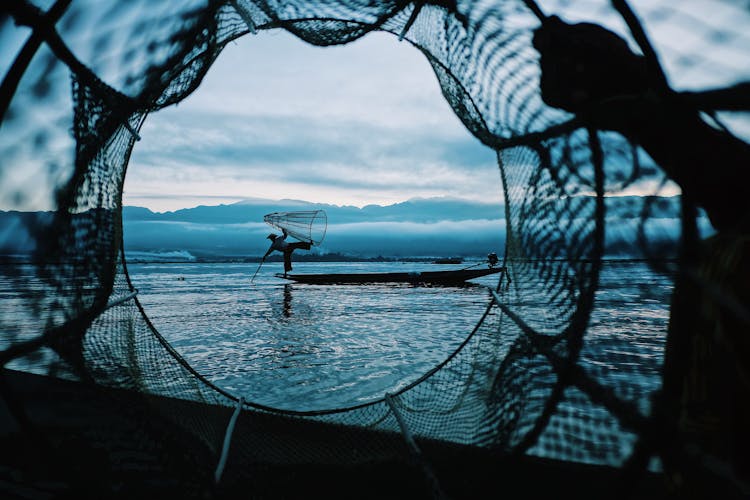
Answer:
[283,284,292,318]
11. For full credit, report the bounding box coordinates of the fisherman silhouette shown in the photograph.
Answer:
[263,228,312,277]
[533,15,750,497]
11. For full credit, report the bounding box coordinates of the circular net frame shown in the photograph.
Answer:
[1,0,749,497]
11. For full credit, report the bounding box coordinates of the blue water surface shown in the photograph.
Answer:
[123,260,671,411]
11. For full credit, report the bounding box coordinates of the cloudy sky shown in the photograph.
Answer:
[124,29,502,213]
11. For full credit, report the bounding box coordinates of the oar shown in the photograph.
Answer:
[250,258,265,284]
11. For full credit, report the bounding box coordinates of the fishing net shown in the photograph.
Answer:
[264,210,328,245]
[1,0,749,498]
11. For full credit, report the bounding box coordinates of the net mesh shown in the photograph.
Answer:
[1,0,749,497]
[264,210,328,246]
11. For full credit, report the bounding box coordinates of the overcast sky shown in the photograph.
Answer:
[6,3,747,215]
[124,29,502,213]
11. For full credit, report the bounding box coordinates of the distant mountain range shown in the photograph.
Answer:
[120,194,688,223]
[0,195,708,262]
[121,196,504,224]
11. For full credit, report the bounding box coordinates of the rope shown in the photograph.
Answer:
[7,0,141,113]
[522,0,547,23]
[611,0,670,92]
[229,0,257,34]
[385,393,447,499]
[105,290,138,310]
[398,2,423,42]
[121,120,141,141]
[0,0,71,123]
[214,397,244,484]
[457,261,484,271]
[385,393,420,453]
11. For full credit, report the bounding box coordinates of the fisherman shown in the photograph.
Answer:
[532,15,750,496]
[263,228,312,277]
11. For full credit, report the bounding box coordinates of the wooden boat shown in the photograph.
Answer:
[1,368,669,499]
[275,266,503,285]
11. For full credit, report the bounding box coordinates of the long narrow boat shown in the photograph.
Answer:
[275,266,504,285]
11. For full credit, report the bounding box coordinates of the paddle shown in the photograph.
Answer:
[250,257,265,284]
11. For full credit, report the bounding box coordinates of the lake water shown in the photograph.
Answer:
[1,260,673,413]
[125,259,673,411]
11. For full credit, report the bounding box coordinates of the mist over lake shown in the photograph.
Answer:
[117,194,711,261]
[0,195,713,263]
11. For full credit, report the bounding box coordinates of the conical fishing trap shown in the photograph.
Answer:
[263,210,327,246]
[1,0,749,498]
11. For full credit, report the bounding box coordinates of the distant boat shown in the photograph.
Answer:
[275,266,503,285]
[433,257,463,264]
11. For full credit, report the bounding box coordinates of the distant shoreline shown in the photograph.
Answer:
[1,253,679,265]
[0,253,468,265]
[124,256,677,265]
[125,254,471,264]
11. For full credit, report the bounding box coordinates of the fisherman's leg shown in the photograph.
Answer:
[283,251,292,274]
